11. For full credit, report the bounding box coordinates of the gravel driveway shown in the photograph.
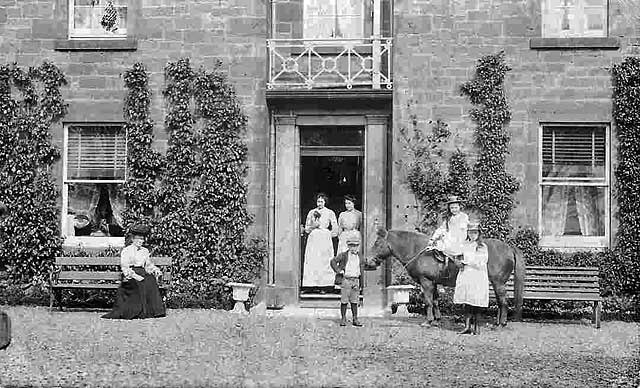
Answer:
[0,306,637,387]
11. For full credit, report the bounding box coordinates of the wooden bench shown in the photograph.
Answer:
[49,256,172,311]
[491,265,602,328]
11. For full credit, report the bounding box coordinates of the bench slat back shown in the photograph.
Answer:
[55,256,172,266]
[489,266,601,300]
[53,256,173,287]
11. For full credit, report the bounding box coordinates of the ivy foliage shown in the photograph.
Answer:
[191,62,254,282]
[399,117,450,231]
[121,63,164,231]
[154,58,197,264]
[460,51,519,239]
[149,58,265,305]
[400,115,471,234]
[611,56,640,297]
[0,62,67,281]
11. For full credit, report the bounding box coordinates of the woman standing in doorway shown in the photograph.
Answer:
[337,194,362,254]
[303,193,338,293]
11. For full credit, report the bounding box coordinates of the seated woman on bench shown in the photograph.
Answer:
[102,224,166,320]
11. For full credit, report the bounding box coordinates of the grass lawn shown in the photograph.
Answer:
[0,306,638,387]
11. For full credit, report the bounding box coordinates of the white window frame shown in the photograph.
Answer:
[538,123,610,249]
[542,0,608,38]
[68,0,128,40]
[303,0,366,40]
[62,123,127,249]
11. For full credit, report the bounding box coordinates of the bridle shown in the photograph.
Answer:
[382,238,433,270]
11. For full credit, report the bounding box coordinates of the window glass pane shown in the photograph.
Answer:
[300,126,364,147]
[541,185,605,237]
[303,0,363,39]
[336,16,363,38]
[585,10,604,31]
[73,6,93,30]
[304,16,336,39]
[65,183,125,237]
[66,125,126,180]
[542,126,606,178]
[71,0,127,36]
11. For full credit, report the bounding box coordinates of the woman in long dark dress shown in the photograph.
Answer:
[102,224,166,319]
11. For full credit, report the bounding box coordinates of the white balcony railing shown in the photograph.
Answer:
[267,37,393,90]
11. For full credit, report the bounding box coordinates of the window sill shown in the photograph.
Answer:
[539,236,608,251]
[63,236,125,251]
[529,37,620,50]
[54,38,138,52]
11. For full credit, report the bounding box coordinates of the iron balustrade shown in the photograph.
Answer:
[267,37,393,90]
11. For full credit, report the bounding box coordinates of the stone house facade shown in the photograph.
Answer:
[1,0,637,311]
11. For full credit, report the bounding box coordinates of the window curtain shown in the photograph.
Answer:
[107,184,125,228]
[68,183,100,220]
[574,186,604,236]
[542,185,569,236]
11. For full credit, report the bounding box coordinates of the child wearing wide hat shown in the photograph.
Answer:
[330,234,365,327]
[453,221,489,335]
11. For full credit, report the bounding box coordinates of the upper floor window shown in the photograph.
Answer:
[539,124,610,248]
[542,0,607,38]
[303,0,364,39]
[69,0,128,39]
[62,124,127,248]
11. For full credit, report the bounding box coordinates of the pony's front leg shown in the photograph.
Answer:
[419,279,435,326]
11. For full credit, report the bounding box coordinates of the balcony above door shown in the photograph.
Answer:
[268,0,393,91]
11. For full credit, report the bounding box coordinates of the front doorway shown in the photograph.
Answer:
[299,126,364,298]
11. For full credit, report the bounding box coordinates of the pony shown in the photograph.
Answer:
[366,228,524,326]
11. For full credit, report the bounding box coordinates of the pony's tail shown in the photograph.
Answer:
[513,246,525,321]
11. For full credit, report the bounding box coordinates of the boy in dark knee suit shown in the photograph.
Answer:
[330,235,364,327]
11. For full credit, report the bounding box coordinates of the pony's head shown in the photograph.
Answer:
[365,227,392,270]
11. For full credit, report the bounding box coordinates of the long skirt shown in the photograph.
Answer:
[302,228,336,287]
[102,267,166,320]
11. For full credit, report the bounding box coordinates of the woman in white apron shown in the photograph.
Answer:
[302,193,338,292]
[337,194,362,254]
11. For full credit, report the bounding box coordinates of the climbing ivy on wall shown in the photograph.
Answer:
[0,62,67,281]
[400,117,450,232]
[121,63,163,231]
[154,58,197,258]
[611,57,640,296]
[191,61,254,282]
[460,51,519,240]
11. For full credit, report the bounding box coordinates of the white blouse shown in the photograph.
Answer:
[120,245,161,280]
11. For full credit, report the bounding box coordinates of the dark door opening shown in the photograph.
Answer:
[299,126,364,297]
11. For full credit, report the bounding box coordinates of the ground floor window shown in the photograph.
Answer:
[62,123,127,248]
[539,123,609,248]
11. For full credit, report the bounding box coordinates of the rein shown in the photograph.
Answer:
[386,241,433,270]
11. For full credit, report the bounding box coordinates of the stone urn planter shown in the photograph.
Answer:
[227,282,255,314]
[387,284,415,317]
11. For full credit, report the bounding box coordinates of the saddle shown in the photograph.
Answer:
[429,249,462,279]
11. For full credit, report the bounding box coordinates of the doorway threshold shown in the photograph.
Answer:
[299,293,364,309]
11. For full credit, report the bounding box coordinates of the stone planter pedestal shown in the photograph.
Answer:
[387,285,415,317]
[227,282,255,314]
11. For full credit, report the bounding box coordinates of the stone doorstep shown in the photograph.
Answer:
[262,305,389,318]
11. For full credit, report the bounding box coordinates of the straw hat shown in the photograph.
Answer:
[446,195,464,205]
[467,221,481,232]
[346,234,361,246]
[129,223,150,237]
